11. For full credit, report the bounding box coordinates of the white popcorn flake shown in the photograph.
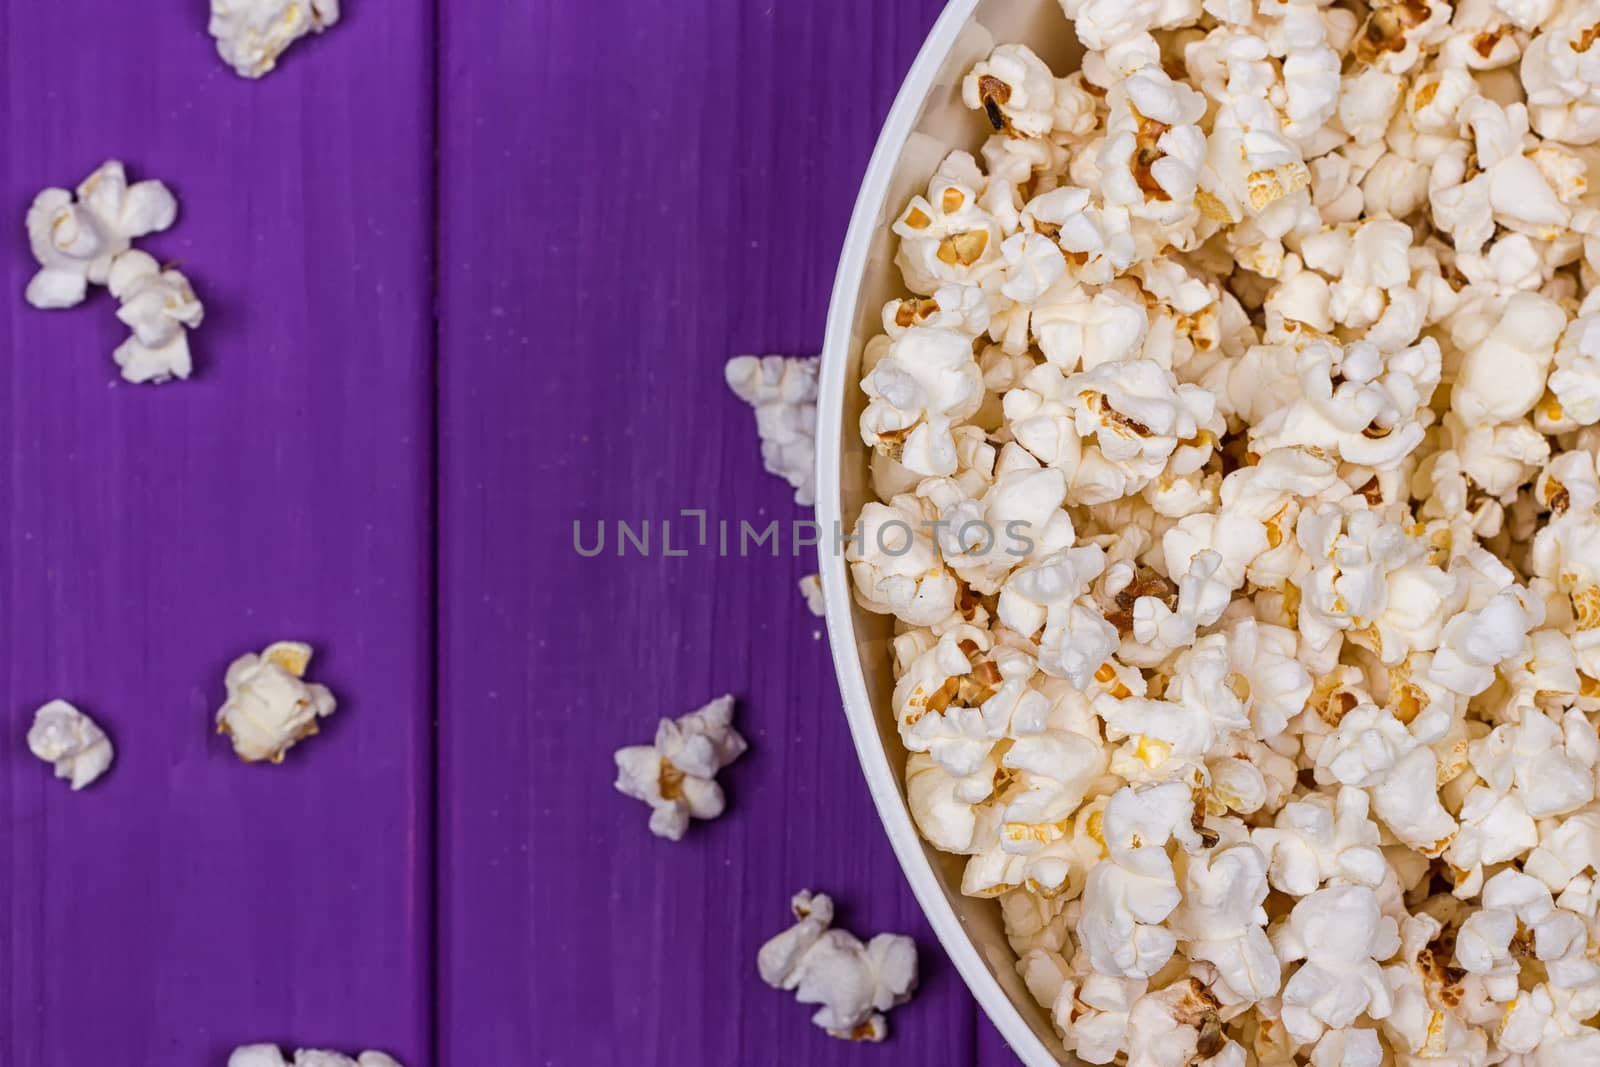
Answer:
[1310,1028,1382,1067]
[1173,837,1281,1003]
[758,890,918,1041]
[964,45,1061,140]
[846,497,959,627]
[1253,787,1387,897]
[107,250,203,385]
[26,699,114,790]
[1522,4,1600,144]
[893,161,1005,296]
[216,640,337,764]
[798,573,824,617]
[1077,782,1200,979]
[614,694,746,841]
[24,161,176,310]
[1275,885,1399,1044]
[851,7,1600,1060]
[227,1045,401,1067]
[1551,314,1600,426]
[210,0,340,79]
[860,327,983,477]
[1451,292,1567,426]
[725,354,818,505]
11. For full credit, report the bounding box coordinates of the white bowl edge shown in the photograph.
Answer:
[815,1,1083,1064]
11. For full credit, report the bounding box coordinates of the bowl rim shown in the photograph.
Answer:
[814,2,1060,1063]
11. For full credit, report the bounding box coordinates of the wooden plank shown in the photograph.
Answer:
[434,0,996,1061]
[0,1,436,1062]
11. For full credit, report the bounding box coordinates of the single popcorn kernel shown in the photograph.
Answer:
[758,891,918,1042]
[216,641,337,764]
[613,694,747,841]
[27,699,114,790]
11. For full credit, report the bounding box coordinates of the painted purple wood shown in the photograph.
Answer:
[0,1,435,1064]
[3,0,1039,1063]
[435,0,1025,1063]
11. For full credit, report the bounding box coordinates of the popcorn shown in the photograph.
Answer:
[853,7,1600,1059]
[1067,358,1222,503]
[105,251,203,384]
[1077,782,1200,979]
[1100,67,1209,228]
[216,641,337,764]
[614,694,746,841]
[1551,314,1600,426]
[923,450,1075,593]
[757,890,918,1041]
[1059,972,1146,1062]
[1310,1028,1382,1067]
[1431,585,1538,696]
[964,45,1062,139]
[1432,99,1569,257]
[1006,545,1116,684]
[1294,502,1427,653]
[227,1046,400,1067]
[799,574,825,617]
[999,232,1067,306]
[1451,293,1567,425]
[24,161,176,309]
[26,699,114,790]
[1173,839,1282,1002]
[893,161,1005,295]
[1122,977,1235,1065]
[210,0,340,79]
[846,497,959,626]
[725,354,818,505]
[1253,787,1387,897]
[1274,885,1399,1044]
[860,327,984,476]
[1522,5,1600,144]
[1004,363,1088,469]
[1062,0,1201,53]
[1249,337,1439,470]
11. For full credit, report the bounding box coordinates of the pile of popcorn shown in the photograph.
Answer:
[850,0,1600,1060]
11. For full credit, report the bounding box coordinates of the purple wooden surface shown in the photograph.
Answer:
[1,1,435,1064]
[3,0,1034,1063]
[437,1,1020,1064]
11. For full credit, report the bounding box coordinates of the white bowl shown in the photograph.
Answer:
[815,2,1083,1063]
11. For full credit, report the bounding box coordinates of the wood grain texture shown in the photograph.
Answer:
[2,0,1037,1063]
[435,0,1020,1064]
[0,1,435,1063]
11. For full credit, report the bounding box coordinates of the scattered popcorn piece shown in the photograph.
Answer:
[726,354,818,505]
[758,890,918,1041]
[799,573,825,617]
[227,1045,401,1067]
[613,694,747,841]
[216,641,337,764]
[210,0,341,79]
[106,250,203,384]
[24,161,176,309]
[26,699,113,790]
